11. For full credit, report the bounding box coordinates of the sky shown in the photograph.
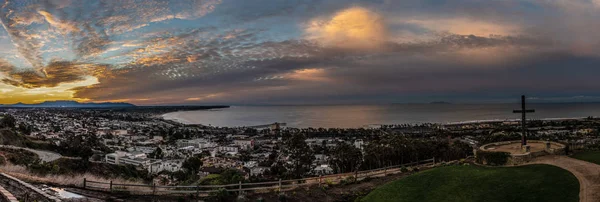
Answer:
[1,0,600,105]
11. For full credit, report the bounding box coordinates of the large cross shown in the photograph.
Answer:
[513,95,535,146]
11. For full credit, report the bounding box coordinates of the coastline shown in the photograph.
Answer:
[161,111,197,125]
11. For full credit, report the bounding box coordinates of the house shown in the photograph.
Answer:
[313,164,334,175]
[250,167,269,176]
[233,139,254,150]
[148,160,183,174]
[199,167,223,176]
[314,154,328,163]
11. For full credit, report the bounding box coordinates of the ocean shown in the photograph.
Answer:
[161,103,600,128]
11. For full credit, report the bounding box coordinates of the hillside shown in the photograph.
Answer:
[0,129,27,147]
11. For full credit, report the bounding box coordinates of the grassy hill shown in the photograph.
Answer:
[361,164,579,202]
[572,151,600,165]
[0,128,28,147]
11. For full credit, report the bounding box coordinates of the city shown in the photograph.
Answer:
[0,106,597,201]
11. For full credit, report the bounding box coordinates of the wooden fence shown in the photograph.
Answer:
[82,158,435,196]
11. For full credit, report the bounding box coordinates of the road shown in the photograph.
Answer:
[526,155,600,202]
[0,145,62,162]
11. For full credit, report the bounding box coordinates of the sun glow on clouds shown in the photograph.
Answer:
[185,93,225,101]
[0,75,98,104]
[286,68,330,82]
[306,7,388,50]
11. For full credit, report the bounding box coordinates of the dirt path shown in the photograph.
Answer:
[525,155,600,202]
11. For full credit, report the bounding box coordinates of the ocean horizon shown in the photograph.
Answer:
[162,103,600,128]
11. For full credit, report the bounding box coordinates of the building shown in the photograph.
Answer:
[105,151,155,167]
[218,146,239,153]
[148,160,183,174]
[313,164,334,175]
[250,167,269,176]
[233,139,254,150]
[177,138,217,149]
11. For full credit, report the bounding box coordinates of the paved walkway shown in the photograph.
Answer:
[0,145,62,162]
[525,155,600,202]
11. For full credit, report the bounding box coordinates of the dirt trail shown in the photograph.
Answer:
[525,155,600,202]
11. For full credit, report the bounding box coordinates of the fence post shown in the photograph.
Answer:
[354,171,358,182]
[109,180,113,192]
[433,157,435,165]
[318,175,322,187]
[152,183,156,195]
[196,185,200,198]
[238,181,242,195]
[83,178,86,189]
[384,167,387,175]
[278,178,282,190]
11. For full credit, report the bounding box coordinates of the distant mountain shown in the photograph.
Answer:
[429,101,452,104]
[1,100,136,108]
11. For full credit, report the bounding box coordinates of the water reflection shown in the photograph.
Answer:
[164,103,600,128]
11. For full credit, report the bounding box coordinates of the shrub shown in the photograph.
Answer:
[278,192,287,202]
[209,188,230,202]
[342,176,355,185]
[476,150,510,166]
[0,156,6,165]
[400,166,409,173]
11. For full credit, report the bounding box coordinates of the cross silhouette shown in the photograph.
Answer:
[513,95,535,146]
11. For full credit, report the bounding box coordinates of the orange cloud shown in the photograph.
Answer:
[285,68,330,82]
[306,7,388,50]
[37,10,80,33]
[185,93,225,101]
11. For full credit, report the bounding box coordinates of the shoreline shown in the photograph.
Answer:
[161,111,197,125]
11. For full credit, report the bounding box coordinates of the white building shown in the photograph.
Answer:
[218,146,239,153]
[313,164,334,175]
[148,160,183,174]
[250,167,269,176]
[177,138,217,149]
[354,139,364,150]
[105,151,155,167]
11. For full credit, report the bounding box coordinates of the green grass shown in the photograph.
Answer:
[361,165,579,202]
[572,151,600,165]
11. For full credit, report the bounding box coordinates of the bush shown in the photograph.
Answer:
[278,193,287,202]
[476,151,511,166]
[209,188,231,202]
[400,166,409,173]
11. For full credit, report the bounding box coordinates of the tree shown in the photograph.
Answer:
[0,114,16,128]
[149,147,164,159]
[18,122,32,135]
[238,150,251,162]
[182,156,203,174]
[282,133,315,178]
[329,142,363,173]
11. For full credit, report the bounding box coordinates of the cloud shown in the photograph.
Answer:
[2,0,600,105]
[1,60,108,88]
[37,10,80,33]
[306,7,388,51]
